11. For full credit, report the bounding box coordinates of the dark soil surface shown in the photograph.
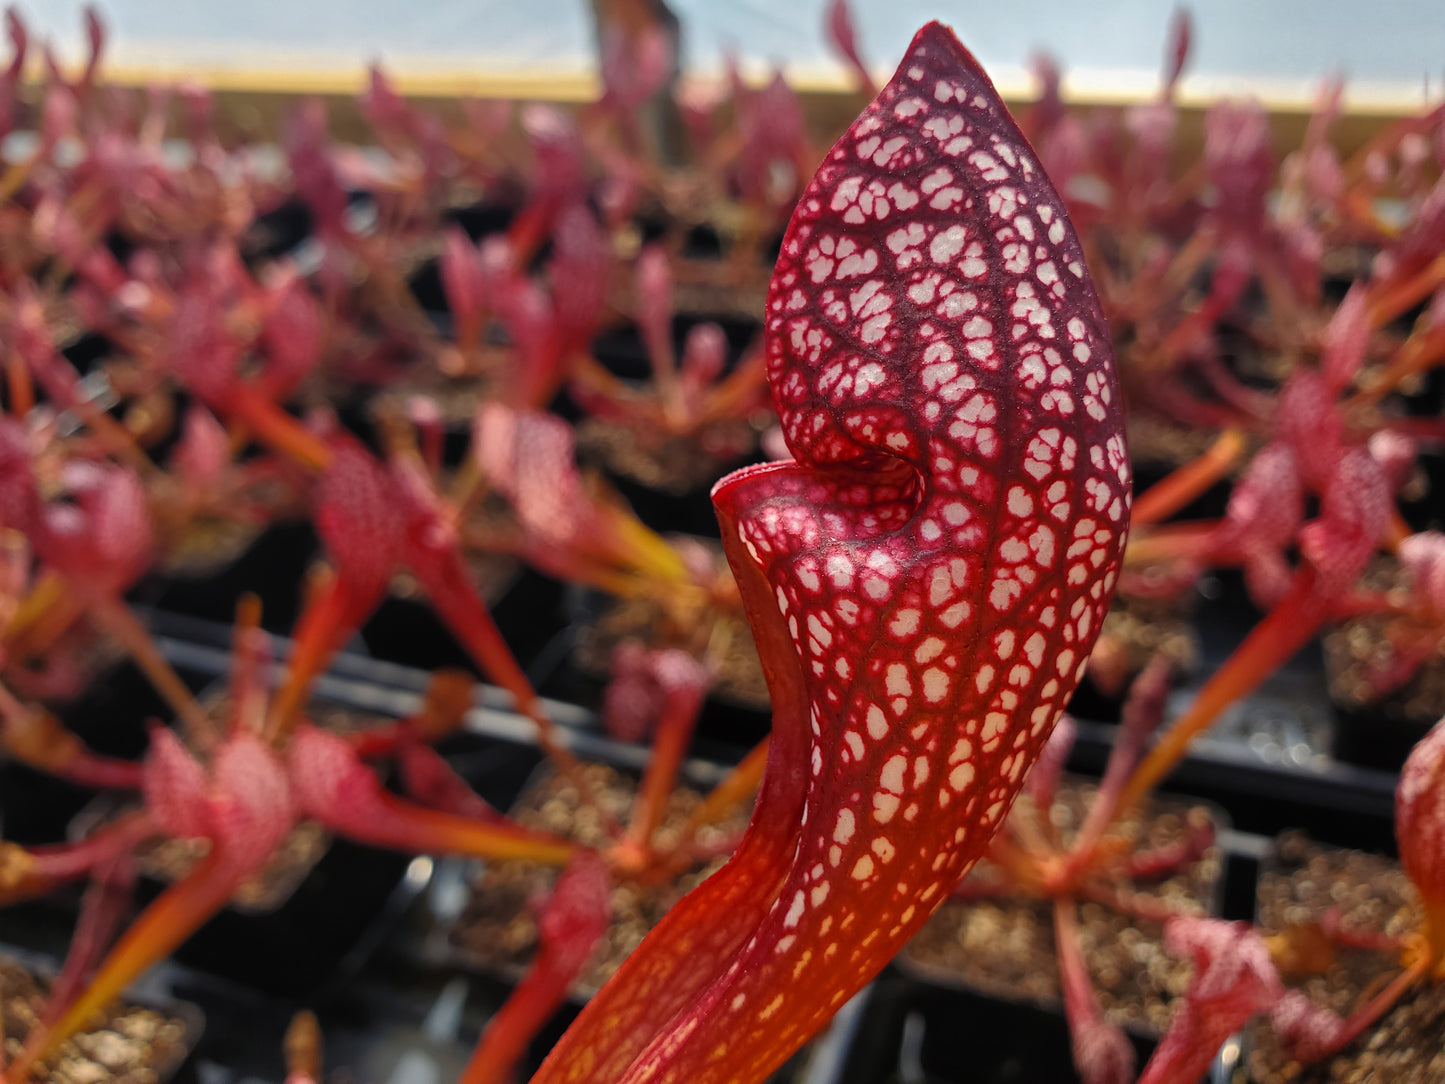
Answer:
[448,761,753,994]
[573,416,758,495]
[572,547,769,712]
[1324,559,1445,726]
[1,958,193,1084]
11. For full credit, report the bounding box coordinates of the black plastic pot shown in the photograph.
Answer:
[834,972,1153,1084]
[134,520,320,635]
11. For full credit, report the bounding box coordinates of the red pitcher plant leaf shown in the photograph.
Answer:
[172,403,232,501]
[474,400,690,591]
[1397,715,1445,965]
[463,852,613,1084]
[287,724,576,866]
[534,22,1130,1083]
[1056,897,1135,1084]
[1268,989,1350,1065]
[824,0,876,99]
[268,438,406,740]
[1399,531,1445,618]
[1137,917,1283,1084]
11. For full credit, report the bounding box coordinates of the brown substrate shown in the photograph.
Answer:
[573,416,760,495]
[155,517,268,579]
[448,761,752,994]
[366,364,501,428]
[153,477,304,579]
[571,546,769,712]
[900,781,1223,1035]
[136,820,329,914]
[1323,559,1445,727]
[0,958,192,1084]
[1247,833,1444,1083]
[1126,412,1235,473]
[1087,594,1200,702]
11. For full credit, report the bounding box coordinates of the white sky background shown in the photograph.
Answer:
[15,0,1445,105]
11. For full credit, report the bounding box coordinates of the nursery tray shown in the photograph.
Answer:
[833,970,1234,1084]
[147,606,1404,851]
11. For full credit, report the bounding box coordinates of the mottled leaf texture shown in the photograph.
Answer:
[1397,716,1445,916]
[533,22,1129,1084]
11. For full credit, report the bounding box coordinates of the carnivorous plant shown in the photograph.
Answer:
[530,21,1131,1083]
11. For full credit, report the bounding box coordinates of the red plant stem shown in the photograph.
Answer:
[4,575,84,662]
[57,749,145,790]
[25,812,155,883]
[1070,657,1173,864]
[314,786,576,866]
[675,737,769,847]
[621,681,704,865]
[1320,910,1405,954]
[4,848,241,1083]
[5,351,33,415]
[231,594,269,735]
[1054,897,1099,1029]
[1131,428,1245,527]
[1309,949,1432,1065]
[1156,277,1244,366]
[1340,103,1445,186]
[461,856,610,1084]
[1368,252,1445,330]
[639,829,748,885]
[461,952,582,1083]
[1119,822,1214,881]
[43,853,136,1026]
[412,546,622,838]
[396,741,505,823]
[1113,570,1324,822]
[1384,509,1412,552]
[13,324,154,475]
[701,351,769,424]
[983,832,1052,896]
[225,383,333,472]
[1079,880,1201,925]
[346,721,410,760]
[1351,323,1445,406]
[1424,903,1445,969]
[602,504,695,586]
[0,683,142,790]
[266,574,365,743]
[1122,520,1223,566]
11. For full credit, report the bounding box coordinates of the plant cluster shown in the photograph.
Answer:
[0,3,1441,1083]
